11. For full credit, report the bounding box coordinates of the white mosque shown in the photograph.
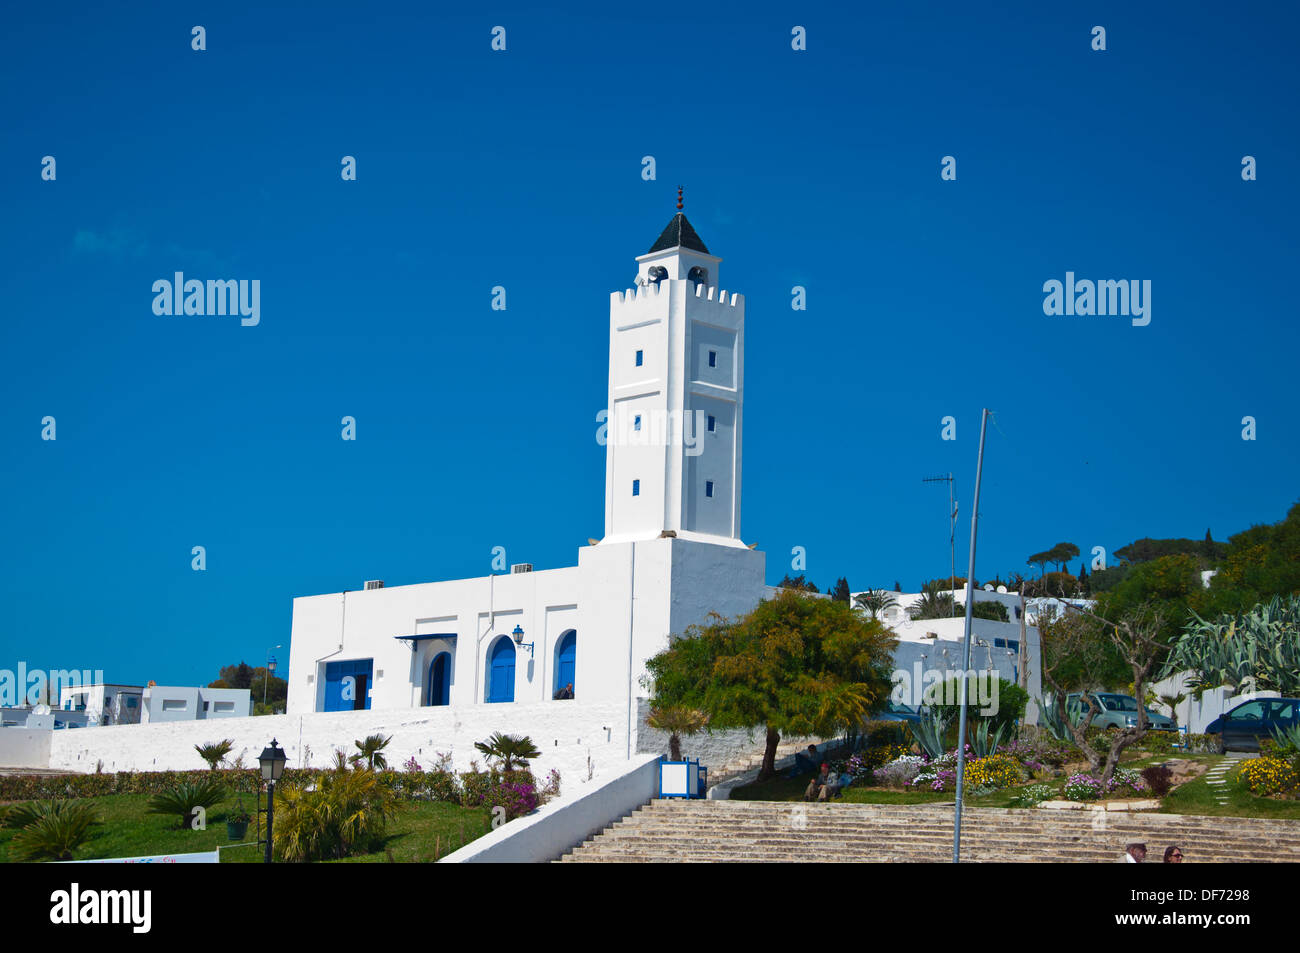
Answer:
[285,201,771,737]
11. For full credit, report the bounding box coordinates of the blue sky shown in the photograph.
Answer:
[1,2,1296,687]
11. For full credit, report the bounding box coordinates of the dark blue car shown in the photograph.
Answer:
[1205,697,1300,753]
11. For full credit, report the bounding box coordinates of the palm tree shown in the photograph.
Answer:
[853,589,899,620]
[646,706,709,760]
[473,732,541,772]
[353,733,392,770]
[194,739,234,770]
[908,584,956,621]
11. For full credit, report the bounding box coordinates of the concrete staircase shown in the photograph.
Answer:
[558,799,1300,862]
[702,736,832,789]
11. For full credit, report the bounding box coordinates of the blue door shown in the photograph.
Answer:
[555,631,576,698]
[427,653,451,706]
[488,638,515,703]
[323,659,374,712]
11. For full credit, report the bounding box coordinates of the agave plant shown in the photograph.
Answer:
[474,732,542,772]
[195,739,235,770]
[968,719,1009,758]
[354,733,393,770]
[909,708,952,760]
[9,800,101,862]
[1165,595,1300,696]
[1272,721,1300,758]
[1038,694,1084,743]
[147,777,228,829]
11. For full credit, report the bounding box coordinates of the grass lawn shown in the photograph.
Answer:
[1161,761,1300,821]
[0,794,493,863]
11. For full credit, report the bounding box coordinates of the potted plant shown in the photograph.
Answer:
[226,807,251,841]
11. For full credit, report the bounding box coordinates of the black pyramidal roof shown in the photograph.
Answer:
[648,212,710,254]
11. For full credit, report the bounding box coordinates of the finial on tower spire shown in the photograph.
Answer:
[676,186,683,211]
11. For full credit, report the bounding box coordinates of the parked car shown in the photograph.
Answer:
[1066,692,1174,731]
[1205,697,1300,753]
[873,701,921,724]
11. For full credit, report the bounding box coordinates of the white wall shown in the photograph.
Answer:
[47,699,629,785]
[1148,671,1281,734]
[0,728,51,768]
[440,753,662,863]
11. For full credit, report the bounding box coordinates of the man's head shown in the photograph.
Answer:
[1126,843,1147,862]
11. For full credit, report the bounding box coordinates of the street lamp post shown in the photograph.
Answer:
[258,739,287,863]
[264,645,282,708]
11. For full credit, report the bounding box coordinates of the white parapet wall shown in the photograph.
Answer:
[0,729,52,769]
[46,700,630,785]
[439,752,662,863]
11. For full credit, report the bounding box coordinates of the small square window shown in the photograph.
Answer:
[635,350,643,367]
[634,415,641,432]
[707,415,716,433]
[708,350,717,368]
[632,479,640,496]
[705,480,714,498]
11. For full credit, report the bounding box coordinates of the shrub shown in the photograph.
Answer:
[873,755,926,788]
[860,720,909,748]
[1141,764,1175,798]
[1064,774,1104,801]
[1237,756,1299,797]
[1000,736,1074,768]
[147,777,228,829]
[274,763,397,862]
[9,800,101,861]
[963,754,1026,791]
[926,677,1028,732]
[1007,784,1055,807]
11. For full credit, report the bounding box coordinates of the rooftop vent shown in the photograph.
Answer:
[364,580,385,590]
[510,564,533,574]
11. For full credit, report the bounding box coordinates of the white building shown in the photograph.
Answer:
[285,209,765,755]
[58,683,143,726]
[140,685,252,723]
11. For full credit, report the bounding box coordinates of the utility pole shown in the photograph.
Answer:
[953,408,990,864]
[922,473,958,615]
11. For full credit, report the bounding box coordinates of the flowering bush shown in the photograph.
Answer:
[1238,756,1299,796]
[1063,769,1148,801]
[964,754,1026,790]
[403,756,422,773]
[1007,784,1055,807]
[873,754,928,788]
[999,737,1074,768]
[1064,774,1104,801]
[485,779,540,820]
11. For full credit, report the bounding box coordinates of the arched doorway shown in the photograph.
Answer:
[487,637,516,703]
[426,652,451,706]
[554,630,576,699]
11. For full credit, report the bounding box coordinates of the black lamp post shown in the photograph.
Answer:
[258,738,287,863]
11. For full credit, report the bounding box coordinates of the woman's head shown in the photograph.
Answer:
[1163,845,1184,863]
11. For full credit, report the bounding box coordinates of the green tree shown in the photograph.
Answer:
[965,600,1009,622]
[909,583,956,620]
[853,589,899,620]
[194,739,234,770]
[828,577,852,603]
[353,733,392,770]
[644,590,897,781]
[777,574,820,593]
[473,732,542,772]
[645,706,708,760]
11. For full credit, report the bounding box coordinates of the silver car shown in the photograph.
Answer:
[1067,692,1175,731]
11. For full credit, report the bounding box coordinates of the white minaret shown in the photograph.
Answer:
[601,190,746,547]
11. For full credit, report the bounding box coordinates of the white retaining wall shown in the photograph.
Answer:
[46,700,630,786]
[440,752,662,863]
[0,729,51,769]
